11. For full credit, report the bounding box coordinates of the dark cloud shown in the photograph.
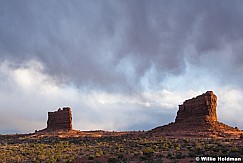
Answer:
[0,0,243,92]
[1,0,243,134]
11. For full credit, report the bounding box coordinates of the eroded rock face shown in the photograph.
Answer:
[46,107,72,131]
[151,91,242,138]
[175,91,217,123]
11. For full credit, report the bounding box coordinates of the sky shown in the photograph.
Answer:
[0,0,243,134]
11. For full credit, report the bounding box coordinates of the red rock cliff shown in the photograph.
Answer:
[175,91,217,123]
[151,91,243,138]
[46,107,73,131]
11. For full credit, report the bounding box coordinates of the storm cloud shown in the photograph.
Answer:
[0,0,243,133]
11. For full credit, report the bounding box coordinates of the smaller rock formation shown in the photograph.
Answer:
[46,107,73,131]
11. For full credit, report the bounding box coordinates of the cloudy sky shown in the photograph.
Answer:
[0,0,243,134]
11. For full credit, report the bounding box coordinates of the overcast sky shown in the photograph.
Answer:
[0,0,243,134]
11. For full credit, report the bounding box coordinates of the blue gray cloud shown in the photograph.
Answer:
[0,0,242,91]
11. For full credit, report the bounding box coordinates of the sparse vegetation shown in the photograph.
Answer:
[0,132,242,162]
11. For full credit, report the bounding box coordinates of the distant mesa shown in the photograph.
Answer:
[38,107,73,132]
[151,91,242,138]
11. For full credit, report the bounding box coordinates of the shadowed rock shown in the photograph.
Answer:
[46,107,73,131]
[38,107,73,132]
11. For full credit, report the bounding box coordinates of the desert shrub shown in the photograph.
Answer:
[166,152,172,158]
[230,146,239,152]
[175,152,183,159]
[140,155,147,160]
[183,138,190,144]
[228,146,241,157]
[174,143,181,151]
[142,147,154,157]
[188,151,196,158]
[161,142,170,150]
[88,154,95,160]
[66,156,75,163]
[107,157,117,163]
[212,147,219,152]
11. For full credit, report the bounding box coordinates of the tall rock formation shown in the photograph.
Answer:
[151,91,242,138]
[175,91,217,123]
[46,107,73,131]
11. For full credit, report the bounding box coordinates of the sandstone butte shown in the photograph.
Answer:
[151,91,243,138]
[38,107,73,132]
